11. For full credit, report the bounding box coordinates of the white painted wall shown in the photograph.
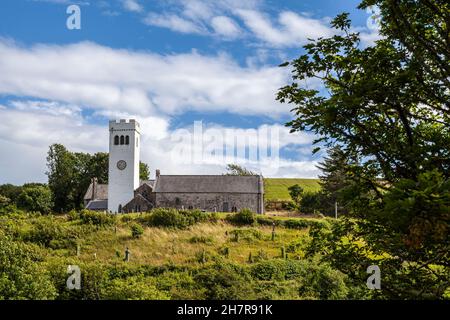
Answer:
[107,119,140,213]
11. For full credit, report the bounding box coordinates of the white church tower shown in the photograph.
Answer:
[108,119,140,213]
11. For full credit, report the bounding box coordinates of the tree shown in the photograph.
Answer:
[287,184,303,210]
[140,162,150,181]
[46,144,152,211]
[225,164,257,176]
[277,1,450,298]
[16,185,53,214]
[0,184,23,203]
[316,146,355,214]
[46,144,76,212]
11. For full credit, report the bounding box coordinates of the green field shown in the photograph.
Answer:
[264,178,321,201]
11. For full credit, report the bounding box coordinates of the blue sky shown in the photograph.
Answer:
[0,0,379,184]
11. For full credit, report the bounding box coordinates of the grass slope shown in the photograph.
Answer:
[264,178,321,201]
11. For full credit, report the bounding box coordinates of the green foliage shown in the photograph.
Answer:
[16,185,53,214]
[79,210,116,227]
[0,195,11,208]
[0,238,57,299]
[228,228,262,242]
[226,208,256,226]
[189,235,214,244]
[224,163,257,176]
[102,276,170,300]
[193,261,256,300]
[0,184,23,203]
[140,208,217,229]
[288,184,304,209]
[277,0,450,299]
[139,162,150,181]
[130,223,144,239]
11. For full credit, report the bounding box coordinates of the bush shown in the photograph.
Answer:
[130,223,144,239]
[0,237,57,299]
[228,228,262,242]
[79,210,116,227]
[226,208,256,226]
[101,276,170,300]
[24,217,66,247]
[193,261,256,299]
[142,208,190,229]
[189,235,214,244]
[140,208,217,229]
[67,209,80,221]
[16,186,53,214]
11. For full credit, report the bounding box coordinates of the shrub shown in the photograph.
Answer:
[226,208,256,226]
[0,237,57,299]
[189,235,214,244]
[141,208,217,229]
[101,276,170,300]
[193,261,256,299]
[16,186,53,214]
[24,217,66,247]
[130,223,144,239]
[143,208,190,229]
[283,219,310,230]
[67,209,80,221]
[228,228,262,242]
[79,210,116,227]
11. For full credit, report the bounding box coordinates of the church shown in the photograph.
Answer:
[84,119,264,214]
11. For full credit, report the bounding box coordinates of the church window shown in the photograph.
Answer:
[120,135,124,145]
[125,135,130,145]
[114,135,119,145]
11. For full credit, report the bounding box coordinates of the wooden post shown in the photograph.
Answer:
[335,201,338,219]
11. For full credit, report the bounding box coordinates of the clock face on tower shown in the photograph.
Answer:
[117,160,127,170]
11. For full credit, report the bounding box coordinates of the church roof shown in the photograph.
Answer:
[84,183,108,200]
[84,180,155,200]
[86,199,108,210]
[153,175,263,194]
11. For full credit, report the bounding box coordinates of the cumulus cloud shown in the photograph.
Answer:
[122,0,143,13]
[0,100,318,184]
[210,16,241,38]
[0,39,297,117]
[235,9,335,47]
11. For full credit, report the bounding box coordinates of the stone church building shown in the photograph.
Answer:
[84,119,264,214]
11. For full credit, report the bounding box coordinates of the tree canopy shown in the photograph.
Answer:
[278,0,449,298]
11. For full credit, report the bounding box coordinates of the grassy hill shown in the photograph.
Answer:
[0,207,360,300]
[264,178,321,201]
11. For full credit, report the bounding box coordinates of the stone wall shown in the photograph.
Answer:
[155,192,263,214]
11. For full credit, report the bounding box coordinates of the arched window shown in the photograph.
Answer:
[120,135,124,145]
[125,135,130,145]
[114,135,119,145]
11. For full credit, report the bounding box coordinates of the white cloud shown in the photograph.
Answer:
[0,100,318,184]
[143,12,206,34]
[235,9,335,47]
[122,0,143,13]
[0,40,296,117]
[211,16,241,38]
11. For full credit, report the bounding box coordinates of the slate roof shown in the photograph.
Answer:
[85,199,108,210]
[83,180,155,200]
[153,175,263,194]
[84,183,108,200]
